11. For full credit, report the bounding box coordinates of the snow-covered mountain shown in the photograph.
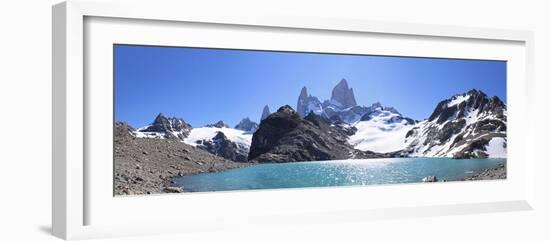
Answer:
[134,113,192,141]
[296,86,324,117]
[184,126,252,162]
[330,78,357,108]
[294,79,506,159]
[403,89,507,158]
[348,102,416,153]
[132,114,253,162]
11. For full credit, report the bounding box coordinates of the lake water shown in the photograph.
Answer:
[174,157,506,192]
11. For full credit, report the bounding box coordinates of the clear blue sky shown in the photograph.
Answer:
[114,45,506,128]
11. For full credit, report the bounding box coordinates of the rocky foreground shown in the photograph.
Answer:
[464,163,506,181]
[114,123,247,195]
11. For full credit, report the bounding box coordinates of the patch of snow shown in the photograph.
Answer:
[329,99,342,108]
[464,108,480,126]
[184,127,252,148]
[134,126,166,139]
[448,94,470,107]
[306,101,324,115]
[485,137,506,158]
[349,110,414,153]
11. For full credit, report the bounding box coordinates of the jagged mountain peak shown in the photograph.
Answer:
[261,105,271,120]
[296,86,322,117]
[299,86,308,97]
[151,113,189,128]
[152,112,170,124]
[331,78,357,108]
[294,79,413,124]
[137,113,192,141]
[154,112,165,119]
[336,78,349,89]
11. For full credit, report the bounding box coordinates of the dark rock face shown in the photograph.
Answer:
[405,89,507,158]
[234,117,259,133]
[205,120,229,128]
[261,105,271,121]
[304,111,357,137]
[196,131,249,162]
[248,105,383,163]
[330,78,357,109]
[138,113,192,140]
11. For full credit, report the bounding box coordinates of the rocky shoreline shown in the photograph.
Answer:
[114,123,248,195]
[463,163,506,181]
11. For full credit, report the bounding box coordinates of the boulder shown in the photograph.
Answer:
[422,176,438,182]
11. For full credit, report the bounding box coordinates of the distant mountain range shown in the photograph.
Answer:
[119,78,507,162]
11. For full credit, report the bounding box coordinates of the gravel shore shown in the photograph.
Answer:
[114,124,248,195]
[464,163,506,181]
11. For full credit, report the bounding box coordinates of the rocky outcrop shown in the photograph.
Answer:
[248,105,385,163]
[330,78,357,109]
[304,111,357,138]
[422,176,438,182]
[234,117,259,133]
[137,113,192,141]
[195,131,249,162]
[115,121,136,139]
[261,105,271,121]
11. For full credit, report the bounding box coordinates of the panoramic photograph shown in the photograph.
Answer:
[113,44,507,195]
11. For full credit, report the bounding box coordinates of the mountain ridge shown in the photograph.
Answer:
[121,79,507,161]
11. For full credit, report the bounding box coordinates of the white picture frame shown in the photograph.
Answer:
[52,0,536,240]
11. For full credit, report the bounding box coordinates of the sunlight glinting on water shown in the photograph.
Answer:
[175,158,506,192]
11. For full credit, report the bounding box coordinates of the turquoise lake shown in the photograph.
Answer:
[174,157,506,192]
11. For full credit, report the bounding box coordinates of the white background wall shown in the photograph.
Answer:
[1,0,548,240]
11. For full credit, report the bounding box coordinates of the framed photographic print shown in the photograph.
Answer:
[53,0,536,240]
